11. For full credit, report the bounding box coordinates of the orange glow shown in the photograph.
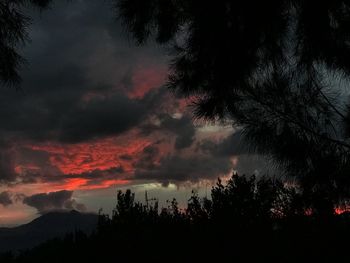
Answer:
[61,178,89,190]
[79,179,130,190]
[18,131,155,191]
[11,91,191,195]
[15,164,41,174]
[0,207,35,226]
[335,206,350,215]
[8,177,129,195]
[126,65,167,99]
[49,178,130,191]
[29,134,151,175]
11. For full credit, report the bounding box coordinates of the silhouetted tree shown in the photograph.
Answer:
[186,190,210,223]
[0,0,52,86]
[115,0,350,214]
[4,173,350,262]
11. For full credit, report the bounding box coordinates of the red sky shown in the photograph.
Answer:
[0,0,253,225]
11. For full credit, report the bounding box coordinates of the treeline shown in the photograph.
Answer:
[2,173,350,262]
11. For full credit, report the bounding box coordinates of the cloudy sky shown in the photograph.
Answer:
[0,0,269,226]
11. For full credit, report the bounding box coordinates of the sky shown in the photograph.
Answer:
[0,0,270,226]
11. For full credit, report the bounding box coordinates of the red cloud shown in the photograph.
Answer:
[126,65,167,99]
[30,134,151,175]
[51,178,130,191]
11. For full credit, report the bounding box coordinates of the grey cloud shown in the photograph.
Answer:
[0,0,168,183]
[215,130,250,156]
[57,93,146,143]
[0,0,166,144]
[22,164,125,184]
[64,166,126,187]
[0,148,17,183]
[0,71,148,145]
[0,0,266,188]
[23,190,86,214]
[0,191,13,206]
[233,154,276,176]
[119,154,133,161]
[140,113,196,149]
[134,154,232,186]
[162,115,196,150]
[197,130,276,176]
[0,191,27,207]
[134,145,160,170]
[197,130,249,157]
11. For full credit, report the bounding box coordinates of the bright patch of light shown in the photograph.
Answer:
[172,113,183,119]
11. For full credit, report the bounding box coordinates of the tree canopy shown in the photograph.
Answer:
[0,0,52,86]
[116,0,350,204]
[2,175,350,262]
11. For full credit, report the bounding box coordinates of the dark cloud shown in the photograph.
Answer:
[0,0,266,189]
[0,148,17,183]
[134,145,160,170]
[57,93,146,143]
[134,154,232,186]
[233,154,275,176]
[0,0,166,145]
[140,113,196,149]
[0,75,148,145]
[197,130,249,156]
[0,191,13,206]
[19,164,126,185]
[215,130,250,156]
[162,115,196,150]
[119,154,133,161]
[0,0,167,183]
[23,190,86,214]
[64,166,126,187]
[196,130,276,176]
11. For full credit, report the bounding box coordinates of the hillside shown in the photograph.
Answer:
[0,210,98,252]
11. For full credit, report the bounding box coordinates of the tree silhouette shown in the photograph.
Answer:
[115,0,350,213]
[0,0,52,86]
[4,173,350,262]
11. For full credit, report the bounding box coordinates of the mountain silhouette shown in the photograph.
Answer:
[0,210,98,253]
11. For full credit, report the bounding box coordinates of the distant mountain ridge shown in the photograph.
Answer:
[0,210,98,252]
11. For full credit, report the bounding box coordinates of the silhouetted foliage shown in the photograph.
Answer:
[0,0,52,86]
[3,173,350,262]
[115,0,350,213]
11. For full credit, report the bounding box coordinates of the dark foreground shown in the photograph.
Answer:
[1,174,349,262]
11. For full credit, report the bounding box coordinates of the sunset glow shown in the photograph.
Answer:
[0,0,248,225]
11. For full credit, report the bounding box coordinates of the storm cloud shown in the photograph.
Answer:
[0,0,166,183]
[0,0,274,227]
[0,0,265,190]
[23,190,86,214]
[0,191,13,207]
[134,154,233,186]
